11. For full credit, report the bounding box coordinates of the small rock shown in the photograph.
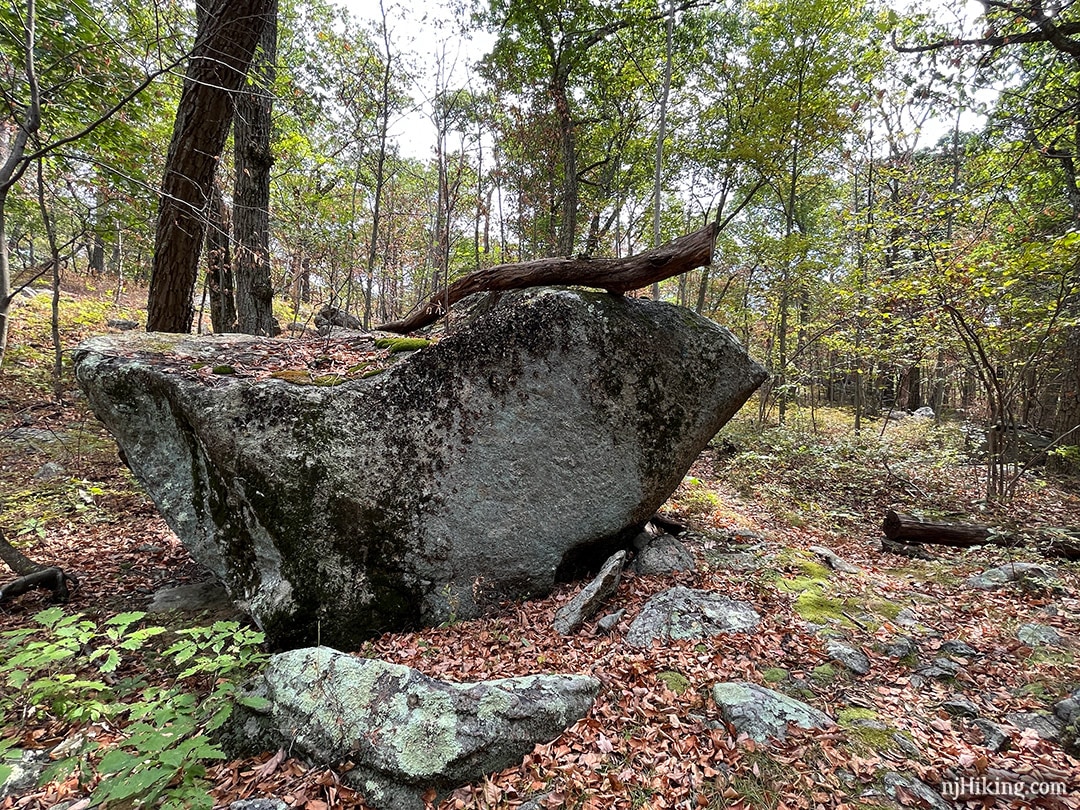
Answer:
[705,550,761,571]
[0,749,49,800]
[915,657,960,680]
[633,533,695,575]
[33,461,65,481]
[711,682,834,743]
[966,562,1055,590]
[106,318,140,330]
[626,587,760,648]
[552,551,626,635]
[940,695,979,718]
[877,635,917,660]
[1054,688,1080,756]
[973,718,1011,752]
[911,406,936,419]
[880,772,950,810]
[596,609,625,634]
[1016,623,1062,647]
[518,794,551,810]
[1003,711,1064,741]
[938,639,978,658]
[826,640,870,676]
[808,545,862,574]
[890,731,922,759]
[893,607,920,627]
[229,800,289,810]
[147,578,237,615]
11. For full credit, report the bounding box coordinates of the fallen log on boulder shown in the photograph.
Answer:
[880,509,1080,561]
[377,222,718,334]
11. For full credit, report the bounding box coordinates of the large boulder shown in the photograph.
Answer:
[224,647,599,809]
[74,289,766,648]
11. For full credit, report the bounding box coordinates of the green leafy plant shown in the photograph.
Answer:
[0,608,267,808]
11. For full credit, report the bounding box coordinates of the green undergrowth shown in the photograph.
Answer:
[0,607,267,809]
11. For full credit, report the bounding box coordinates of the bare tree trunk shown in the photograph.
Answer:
[233,0,278,336]
[147,0,272,333]
[206,179,235,333]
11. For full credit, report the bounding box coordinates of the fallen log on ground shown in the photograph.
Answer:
[377,222,718,334]
[0,527,79,604]
[880,509,1080,561]
[882,510,1018,548]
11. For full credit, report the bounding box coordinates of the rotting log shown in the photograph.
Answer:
[882,510,1018,548]
[376,222,719,334]
[880,509,1080,561]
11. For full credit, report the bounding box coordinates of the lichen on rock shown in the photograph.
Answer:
[74,289,766,649]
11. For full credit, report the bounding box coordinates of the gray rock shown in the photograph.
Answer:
[147,578,239,615]
[224,647,599,810]
[1003,711,1064,741]
[596,609,625,634]
[626,586,760,648]
[912,406,936,419]
[0,749,49,800]
[880,772,951,810]
[972,718,1011,752]
[877,635,917,660]
[711,682,834,743]
[705,551,761,571]
[74,290,766,649]
[33,461,65,481]
[1054,688,1080,756]
[826,640,870,675]
[229,801,288,810]
[893,607,920,627]
[106,318,140,330]
[940,695,979,718]
[1016,623,1063,646]
[916,658,961,680]
[966,562,1055,590]
[807,545,861,574]
[938,639,978,658]
[553,551,626,635]
[633,533,695,575]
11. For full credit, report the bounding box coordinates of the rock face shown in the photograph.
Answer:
[626,586,761,647]
[74,289,766,648]
[225,647,599,810]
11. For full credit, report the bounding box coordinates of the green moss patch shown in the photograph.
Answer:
[656,671,691,695]
[375,337,431,353]
[762,667,789,684]
[811,663,838,682]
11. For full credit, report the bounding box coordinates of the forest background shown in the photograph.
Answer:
[1,0,1080,504]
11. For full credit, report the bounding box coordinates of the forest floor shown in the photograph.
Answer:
[1,286,1079,809]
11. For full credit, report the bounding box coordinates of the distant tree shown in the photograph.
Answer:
[234,0,279,336]
[146,0,274,333]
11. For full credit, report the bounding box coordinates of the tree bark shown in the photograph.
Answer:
[376,222,718,334]
[146,0,273,333]
[206,178,236,333]
[233,0,278,336]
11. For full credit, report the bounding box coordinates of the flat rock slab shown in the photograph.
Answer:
[711,682,834,742]
[224,647,599,810]
[966,562,1056,590]
[553,551,626,635]
[74,289,766,648]
[626,586,761,648]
